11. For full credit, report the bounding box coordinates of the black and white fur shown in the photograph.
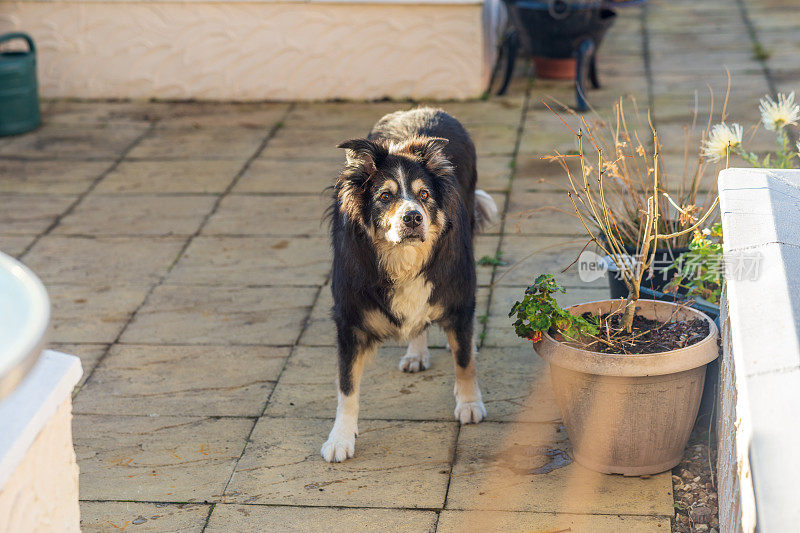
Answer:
[322,108,498,462]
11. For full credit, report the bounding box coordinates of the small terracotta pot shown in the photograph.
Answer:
[534,299,719,475]
[532,56,576,80]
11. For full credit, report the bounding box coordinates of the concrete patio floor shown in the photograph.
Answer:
[1,0,798,530]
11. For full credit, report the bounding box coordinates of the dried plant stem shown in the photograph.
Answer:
[548,96,722,335]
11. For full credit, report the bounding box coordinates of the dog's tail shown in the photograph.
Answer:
[474,189,499,232]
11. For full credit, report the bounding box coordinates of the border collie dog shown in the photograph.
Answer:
[322,108,498,462]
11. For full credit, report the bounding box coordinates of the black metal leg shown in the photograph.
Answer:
[575,39,595,112]
[589,53,600,89]
[497,30,519,96]
[487,30,520,97]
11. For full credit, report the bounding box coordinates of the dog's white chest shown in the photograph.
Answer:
[388,276,439,340]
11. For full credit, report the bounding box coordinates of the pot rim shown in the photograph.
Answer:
[534,299,719,377]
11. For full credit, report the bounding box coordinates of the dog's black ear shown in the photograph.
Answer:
[338,139,387,175]
[407,137,453,177]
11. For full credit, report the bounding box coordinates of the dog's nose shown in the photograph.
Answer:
[402,210,423,228]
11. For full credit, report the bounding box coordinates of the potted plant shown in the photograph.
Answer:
[542,97,723,300]
[510,114,720,475]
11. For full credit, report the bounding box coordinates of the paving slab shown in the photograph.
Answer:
[446,422,674,515]
[474,235,503,283]
[233,158,340,195]
[437,510,670,532]
[511,152,576,192]
[127,126,265,160]
[493,235,606,289]
[49,343,109,388]
[54,195,216,236]
[423,100,524,126]
[0,234,36,258]
[283,102,411,131]
[202,194,329,236]
[476,155,514,192]
[225,418,456,508]
[266,346,560,424]
[166,236,331,287]
[0,193,77,234]
[267,127,363,153]
[0,123,148,159]
[43,101,156,125]
[468,123,520,156]
[206,505,437,533]
[75,414,252,502]
[152,102,289,128]
[75,344,290,416]
[0,159,108,194]
[122,285,317,345]
[95,160,243,194]
[80,501,209,533]
[504,191,585,235]
[47,284,152,343]
[23,236,184,286]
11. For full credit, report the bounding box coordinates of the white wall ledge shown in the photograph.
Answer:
[718,168,800,532]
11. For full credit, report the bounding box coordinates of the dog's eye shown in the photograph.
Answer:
[379,191,392,203]
[419,189,429,201]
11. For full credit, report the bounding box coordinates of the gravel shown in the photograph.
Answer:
[671,426,719,532]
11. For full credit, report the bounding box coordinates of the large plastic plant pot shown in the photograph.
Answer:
[0,251,49,400]
[534,299,718,475]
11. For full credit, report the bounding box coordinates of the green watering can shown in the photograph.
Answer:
[0,32,41,136]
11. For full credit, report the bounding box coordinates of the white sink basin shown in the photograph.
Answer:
[0,252,49,401]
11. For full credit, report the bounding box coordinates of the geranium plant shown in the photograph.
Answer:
[509,274,599,343]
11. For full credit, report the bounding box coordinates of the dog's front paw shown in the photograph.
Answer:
[399,350,430,373]
[321,431,356,463]
[454,400,486,424]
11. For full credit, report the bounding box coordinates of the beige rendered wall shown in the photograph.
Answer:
[0,1,486,101]
[0,398,80,533]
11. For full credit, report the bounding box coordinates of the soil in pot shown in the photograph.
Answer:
[558,312,710,354]
[535,299,719,476]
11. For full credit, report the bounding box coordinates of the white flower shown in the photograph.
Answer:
[759,92,800,130]
[702,123,743,161]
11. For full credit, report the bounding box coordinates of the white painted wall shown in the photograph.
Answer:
[0,1,488,101]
